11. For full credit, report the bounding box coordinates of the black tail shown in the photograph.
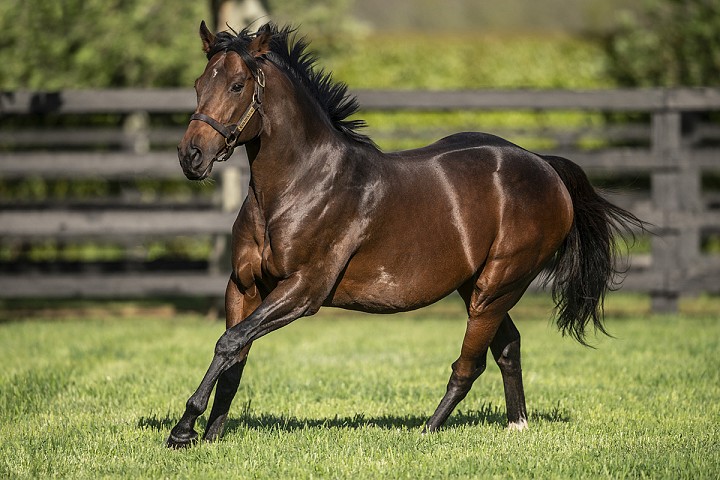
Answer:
[542,155,646,345]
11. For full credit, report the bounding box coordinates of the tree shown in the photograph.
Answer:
[604,0,720,87]
[266,0,367,54]
[211,0,270,32]
[0,0,210,89]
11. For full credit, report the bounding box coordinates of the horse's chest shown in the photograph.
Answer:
[253,219,290,283]
[260,237,278,278]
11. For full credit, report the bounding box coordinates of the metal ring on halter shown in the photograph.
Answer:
[256,68,265,88]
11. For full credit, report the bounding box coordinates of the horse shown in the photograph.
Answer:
[167,21,644,448]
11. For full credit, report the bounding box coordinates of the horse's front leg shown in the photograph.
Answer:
[166,275,319,448]
[203,276,263,443]
[166,345,235,448]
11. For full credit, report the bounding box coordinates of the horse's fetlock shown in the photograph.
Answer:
[185,396,204,416]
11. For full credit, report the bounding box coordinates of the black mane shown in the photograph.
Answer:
[208,23,374,147]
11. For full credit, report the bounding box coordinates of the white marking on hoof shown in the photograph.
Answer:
[508,418,528,431]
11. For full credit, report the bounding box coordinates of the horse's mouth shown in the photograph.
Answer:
[185,160,214,181]
[214,150,233,163]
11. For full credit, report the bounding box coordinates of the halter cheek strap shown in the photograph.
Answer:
[189,68,265,161]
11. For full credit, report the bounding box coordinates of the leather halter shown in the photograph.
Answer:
[189,68,265,162]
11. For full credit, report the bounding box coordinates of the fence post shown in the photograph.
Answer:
[650,108,702,312]
[123,111,152,269]
[123,111,150,154]
[221,166,244,212]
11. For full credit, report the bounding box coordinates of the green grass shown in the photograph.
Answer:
[1,293,718,478]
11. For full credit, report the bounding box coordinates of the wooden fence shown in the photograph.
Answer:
[2,88,720,311]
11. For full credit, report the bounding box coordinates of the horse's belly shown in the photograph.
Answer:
[325,252,473,314]
[325,188,495,312]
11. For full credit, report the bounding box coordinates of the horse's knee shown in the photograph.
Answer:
[214,330,245,358]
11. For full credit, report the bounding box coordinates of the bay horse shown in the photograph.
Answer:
[167,21,643,448]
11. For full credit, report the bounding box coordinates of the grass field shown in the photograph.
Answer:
[1,293,718,478]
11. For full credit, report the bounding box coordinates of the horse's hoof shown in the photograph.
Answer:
[166,429,198,449]
[202,418,226,443]
[421,423,437,435]
[507,418,529,431]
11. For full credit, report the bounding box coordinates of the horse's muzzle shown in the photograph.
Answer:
[178,144,213,180]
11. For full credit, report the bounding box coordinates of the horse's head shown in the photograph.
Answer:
[178,21,271,180]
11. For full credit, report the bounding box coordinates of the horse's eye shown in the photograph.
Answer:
[230,83,244,93]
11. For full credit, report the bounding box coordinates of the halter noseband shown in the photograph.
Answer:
[189,68,265,162]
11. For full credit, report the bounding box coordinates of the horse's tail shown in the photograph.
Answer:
[541,155,645,345]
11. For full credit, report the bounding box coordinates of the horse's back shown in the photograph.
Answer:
[390,131,519,155]
[386,131,569,208]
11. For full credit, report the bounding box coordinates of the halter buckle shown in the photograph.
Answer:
[255,68,266,88]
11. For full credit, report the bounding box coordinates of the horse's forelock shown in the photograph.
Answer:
[207,30,259,77]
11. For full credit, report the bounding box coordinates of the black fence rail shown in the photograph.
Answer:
[1,88,720,311]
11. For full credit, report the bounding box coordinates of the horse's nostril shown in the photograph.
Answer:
[189,146,203,168]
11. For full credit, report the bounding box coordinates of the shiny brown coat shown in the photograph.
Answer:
[167,22,642,448]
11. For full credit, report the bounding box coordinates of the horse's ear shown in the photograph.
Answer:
[199,20,216,54]
[249,25,272,58]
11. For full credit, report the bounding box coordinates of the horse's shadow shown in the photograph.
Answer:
[138,401,569,435]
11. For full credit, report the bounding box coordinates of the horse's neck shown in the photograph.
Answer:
[244,75,380,210]
[244,124,347,207]
[247,88,327,172]
[246,135,383,221]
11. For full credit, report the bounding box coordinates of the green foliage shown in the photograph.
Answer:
[0,0,612,90]
[604,0,720,86]
[355,110,606,152]
[352,0,635,34]
[0,0,210,89]
[322,33,613,151]
[325,32,613,90]
[268,0,367,55]
[0,295,718,478]
[0,177,111,200]
[145,236,214,262]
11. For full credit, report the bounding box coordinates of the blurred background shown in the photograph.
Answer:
[1,0,719,317]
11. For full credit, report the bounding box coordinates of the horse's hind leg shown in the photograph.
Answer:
[423,311,496,433]
[490,314,528,430]
[203,277,261,442]
[424,267,531,433]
